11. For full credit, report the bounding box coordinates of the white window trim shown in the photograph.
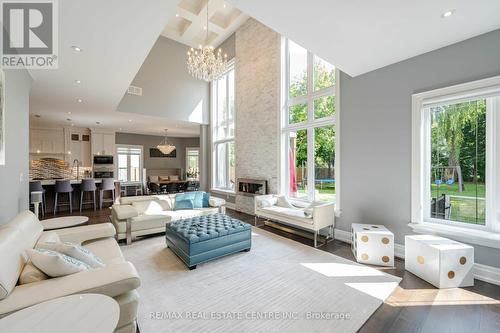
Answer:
[211,60,235,193]
[280,38,340,213]
[410,75,500,247]
[116,144,143,185]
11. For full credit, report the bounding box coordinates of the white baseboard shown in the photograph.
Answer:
[333,228,500,286]
[473,263,500,286]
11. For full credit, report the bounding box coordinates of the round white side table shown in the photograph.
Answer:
[0,294,119,333]
[41,216,89,230]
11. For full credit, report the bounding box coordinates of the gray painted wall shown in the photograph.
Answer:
[0,69,32,224]
[117,36,210,124]
[115,132,199,172]
[338,29,500,267]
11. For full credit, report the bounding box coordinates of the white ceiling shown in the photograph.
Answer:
[161,0,248,48]
[230,0,500,77]
[29,0,199,137]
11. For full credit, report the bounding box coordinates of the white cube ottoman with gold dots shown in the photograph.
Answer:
[405,235,474,288]
[351,223,394,266]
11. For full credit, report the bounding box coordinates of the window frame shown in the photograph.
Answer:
[411,75,500,233]
[211,60,235,192]
[280,38,340,207]
[116,144,143,184]
[186,147,200,180]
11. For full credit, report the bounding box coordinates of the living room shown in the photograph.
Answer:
[1,1,500,333]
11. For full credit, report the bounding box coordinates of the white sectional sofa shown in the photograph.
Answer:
[111,194,226,244]
[254,195,335,247]
[0,211,140,333]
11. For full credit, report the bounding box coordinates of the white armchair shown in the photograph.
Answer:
[254,194,335,247]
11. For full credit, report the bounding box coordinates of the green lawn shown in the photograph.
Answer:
[431,182,485,225]
[297,183,335,202]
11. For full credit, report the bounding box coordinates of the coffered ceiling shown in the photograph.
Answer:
[161,0,248,48]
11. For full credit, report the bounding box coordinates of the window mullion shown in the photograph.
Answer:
[127,154,131,182]
[307,128,315,201]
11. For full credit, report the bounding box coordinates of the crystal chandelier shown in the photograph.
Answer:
[186,0,228,82]
[157,129,176,155]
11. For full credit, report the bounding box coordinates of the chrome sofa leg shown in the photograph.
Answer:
[314,231,318,248]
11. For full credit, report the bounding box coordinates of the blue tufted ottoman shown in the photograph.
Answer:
[165,214,251,269]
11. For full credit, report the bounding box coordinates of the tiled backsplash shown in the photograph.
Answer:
[30,158,91,180]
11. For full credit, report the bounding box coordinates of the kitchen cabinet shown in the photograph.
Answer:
[65,128,91,167]
[91,130,115,156]
[30,128,65,154]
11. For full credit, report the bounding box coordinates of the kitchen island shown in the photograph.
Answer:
[31,178,121,214]
[37,179,119,186]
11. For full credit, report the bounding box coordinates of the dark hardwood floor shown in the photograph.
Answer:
[43,206,500,333]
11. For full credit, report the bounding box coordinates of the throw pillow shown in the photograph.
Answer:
[27,248,90,278]
[276,195,295,208]
[35,231,60,249]
[174,198,194,210]
[257,196,277,208]
[174,192,204,210]
[159,176,169,181]
[192,191,204,208]
[169,175,179,181]
[149,175,159,182]
[38,242,105,268]
[202,192,211,208]
[18,261,49,285]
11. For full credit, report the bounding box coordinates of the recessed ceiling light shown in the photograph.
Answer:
[175,13,179,17]
[223,3,226,8]
[119,127,122,131]
[71,123,74,127]
[75,80,81,84]
[67,111,71,115]
[203,26,207,30]
[128,119,132,122]
[441,10,455,18]
[71,45,82,52]
[77,98,83,103]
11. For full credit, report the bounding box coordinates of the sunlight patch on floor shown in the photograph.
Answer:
[301,262,384,277]
[385,286,500,306]
[345,282,400,301]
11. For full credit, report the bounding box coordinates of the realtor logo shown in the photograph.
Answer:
[1,0,58,69]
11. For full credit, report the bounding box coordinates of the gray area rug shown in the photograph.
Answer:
[122,227,401,333]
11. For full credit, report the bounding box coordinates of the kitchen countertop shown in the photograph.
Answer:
[32,179,119,186]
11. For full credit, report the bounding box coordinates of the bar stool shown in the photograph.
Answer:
[99,178,115,209]
[54,180,73,215]
[29,181,46,217]
[80,178,97,212]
